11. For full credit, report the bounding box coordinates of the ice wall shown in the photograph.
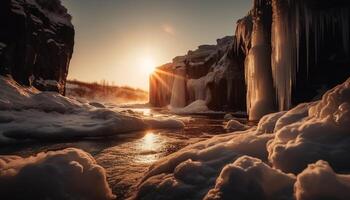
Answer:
[169,67,187,108]
[271,0,350,110]
[245,0,276,120]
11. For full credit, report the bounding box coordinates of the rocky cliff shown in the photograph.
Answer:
[149,36,246,111]
[150,0,350,119]
[0,0,74,94]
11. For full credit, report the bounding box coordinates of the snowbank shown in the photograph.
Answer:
[268,77,350,173]
[170,100,210,114]
[204,156,295,200]
[134,77,350,199]
[0,148,115,200]
[0,76,183,143]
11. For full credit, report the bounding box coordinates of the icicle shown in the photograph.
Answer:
[246,0,275,120]
[271,0,297,111]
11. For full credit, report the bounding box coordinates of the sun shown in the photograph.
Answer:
[140,56,156,75]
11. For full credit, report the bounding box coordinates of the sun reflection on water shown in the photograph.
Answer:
[134,132,164,164]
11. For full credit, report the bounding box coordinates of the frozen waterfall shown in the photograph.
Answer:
[170,67,187,108]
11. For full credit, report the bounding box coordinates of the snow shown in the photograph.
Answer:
[134,77,350,199]
[170,100,210,114]
[133,130,273,199]
[295,160,350,200]
[204,156,295,200]
[35,77,62,91]
[0,76,184,143]
[225,119,249,132]
[267,77,350,173]
[0,148,115,200]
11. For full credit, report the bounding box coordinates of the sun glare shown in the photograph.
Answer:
[140,56,156,75]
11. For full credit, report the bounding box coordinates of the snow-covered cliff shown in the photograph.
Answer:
[0,0,74,94]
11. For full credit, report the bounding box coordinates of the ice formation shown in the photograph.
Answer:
[170,67,187,108]
[271,0,350,111]
[0,148,115,200]
[134,77,350,200]
[245,1,275,120]
[0,76,184,143]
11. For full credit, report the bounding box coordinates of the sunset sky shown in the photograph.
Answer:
[62,0,251,90]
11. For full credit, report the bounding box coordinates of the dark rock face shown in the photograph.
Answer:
[0,0,74,94]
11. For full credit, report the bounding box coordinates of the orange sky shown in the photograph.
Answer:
[62,0,251,91]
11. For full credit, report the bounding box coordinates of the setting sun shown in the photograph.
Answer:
[140,56,156,75]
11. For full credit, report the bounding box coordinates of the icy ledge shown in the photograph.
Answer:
[133,77,350,200]
[0,76,184,143]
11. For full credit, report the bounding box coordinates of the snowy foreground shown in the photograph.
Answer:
[133,77,350,200]
[1,77,350,200]
[0,76,184,144]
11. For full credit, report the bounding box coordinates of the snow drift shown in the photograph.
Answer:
[0,148,115,200]
[133,77,350,200]
[0,76,184,143]
[170,100,210,114]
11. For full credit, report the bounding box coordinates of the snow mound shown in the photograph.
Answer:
[225,119,249,132]
[0,148,115,200]
[0,76,184,143]
[295,160,350,200]
[170,100,210,114]
[134,77,350,199]
[204,156,295,200]
[267,77,350,173]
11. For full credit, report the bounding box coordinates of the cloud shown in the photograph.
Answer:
[0,148,115,200]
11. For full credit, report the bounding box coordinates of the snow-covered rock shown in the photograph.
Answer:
[0,148,115,200]
[0,76,184,143]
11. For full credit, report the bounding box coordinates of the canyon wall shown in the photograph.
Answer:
[149,0,350,119]
[0,0,74,94]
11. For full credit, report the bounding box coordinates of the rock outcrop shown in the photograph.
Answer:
[0,0,74,94]
[150,0,350,119]
[149,36,247,111]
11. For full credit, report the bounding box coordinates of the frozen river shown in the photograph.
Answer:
[0,108,247,199]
